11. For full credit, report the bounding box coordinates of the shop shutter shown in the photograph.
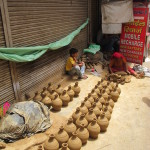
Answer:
[0,10,15,106]
[7,0,88,100]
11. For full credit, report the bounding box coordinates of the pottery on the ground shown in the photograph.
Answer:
[52,95,62,111]
[37,145,43,150]
[102,90,108,101]
[47,82,52,91]
[55,84,64,95]
[44,134,59,150]
[67,86,75,101]
[76,124,89,144]
[84,97,92,109]
[87,93,94,103]
[85,108,96,123]
[76,114,88,128]
[41,93,52,107]
[60,90,70,106]
[42,87,50,96]
[98,94,105,105]
[94,98,102,110]
[110,88,119,102]
[59,143,70,150]
[116,84,121,94]
[48,89,58,100]
[91,89,98,99]
[87,118,100,139]
[105,101,113,114]
[101,79,108,87]
[64,118,77,137]
[33,91,42,101]
[72,107,82,123]
[103,106,111,121]
[92,102,101,117]
[94,85,100,95]
[107,96,114,108]
[80,102,88,114]
[72,82,81,97]
[67,132,82,150]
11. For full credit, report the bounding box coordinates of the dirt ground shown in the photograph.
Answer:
[3,61,150,150]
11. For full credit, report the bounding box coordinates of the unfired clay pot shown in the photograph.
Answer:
[107,96,114,108]
[33,91,42,101]
[42,87,50,96]
[60,143,70,150]
[84,97,91,109]
[85,108,96,123]
[107,82,113,91]
[76,124,89,144]
[48,89,58,100]
[92,102,101,117]
[110,82,115,90]
[64,118,77,137]
[94,85,100,95]
[44,134,59,150]
[80,102,88,114]
[91,89,98,99]
[94,98,102,110]
[52,95,62,111]
[87,118,100,139]
[87,93,94,103]
[116,84,121,94]
[72,82,81,97]
[41,93,52,107]
[55,126,69,147]
[97,112,109,132]
[67,86,75,101]
[72,107,82,123]
[67,132,82,150]
[76,114,88,128]
[103,106,111,121]
[101,79,108,87]
[102,90,108,101]
[97,81,103,91]
[55,84,64,95]
[105,102,113,114]
[98,94,105,105]
[110,88,119,102]
[60,90,70,106]
[47,82,52,92]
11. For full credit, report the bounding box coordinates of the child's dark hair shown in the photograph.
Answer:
[69,48,78,56]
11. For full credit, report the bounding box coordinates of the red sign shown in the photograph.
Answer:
[120,7,148,64]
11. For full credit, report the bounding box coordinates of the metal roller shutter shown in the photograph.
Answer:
[7,0,88,100]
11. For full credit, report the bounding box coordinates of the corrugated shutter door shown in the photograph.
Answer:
[7,0,88,99]
[0,10,15,106]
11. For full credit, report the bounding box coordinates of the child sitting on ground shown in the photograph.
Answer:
[65,48,88,79]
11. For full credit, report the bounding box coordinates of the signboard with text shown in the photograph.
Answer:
[120,7,148,64]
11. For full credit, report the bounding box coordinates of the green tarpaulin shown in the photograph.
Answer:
[0,19,89,62]
[83,44,100,54]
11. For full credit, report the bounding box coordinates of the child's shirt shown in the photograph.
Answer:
[66,57,75,71]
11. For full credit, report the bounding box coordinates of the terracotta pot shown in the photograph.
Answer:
[94,98,102,110]
[52,95,62,111]
[98,94,105,105]
[116,84,121,95]
[97,112,109,132]
[68,132,82,150]
[94,85,100,95]
[76,124,89,144]
[55,126,69,147]
[80,102,88,114]
[72,107,82,123]
[103,107,111,121]
[60,90,70,106]
[47,82,52,92]
[105,86,111,95]
[107,96,114,108]
[102,90,108,101]
[41,93,52,107]
[110,88,119,102]
[105,102,113,114]
[87,93,94,103]
[37,145,43,150]
[42,87,50,96]
[67,86,75,101]
[91,89,98,99]
[101,80,108,87]
[55,84,64,95]
[72,82,81,97]
[85,108,96,123]
[76,114,88,128]
[44,134,59,150]
[84,97,91,109]
[107,82,113,91]
[92,103,101,117]
[60,143,70,150]
[110,82,115,90]
[33,91,42,101]
[48,89,58,100]
[64,118,77,137]
[87,118,100,139]
[97,81,103,91]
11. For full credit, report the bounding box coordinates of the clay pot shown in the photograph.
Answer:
[37,145,43,150]
[94,98,102,110]
[76,124,89,144]
[107,96,114,108]
[55,126,69,147]
[44,134,59,150]
[68,132,82,150]
[72,82,81,97]
[52,95,62,111]
[87,118,100,139]
[64,118,77,137]
[60,90,70,106]
[60,143,70,150]
[103,107,111,121]
[94,85,100,95]
[47,82,52,91]
[92,103,101,117]
[97,81,103,91]
[85,108,96,123]
[67,86,75,101]
[42,87,50,96]
[76,114,88,128]
[55,84,64,95]
[102,90,108,101]
[110,82,115,90]
[41,93,52,107]
[91,89,98,99]
[48,89,58,100]
[87,93,94,103]
[84,97,92,109]
[33,91,42,101]
[97,112,109,132]
[107,82,113,91]
[105,102,113,114]
[104,86,111,95]
[110,88,119,102]
[101,80,108,87]
[72,107,82,123]
[98,94,105,105]
[80,102,88,114]
[116,84,121,95]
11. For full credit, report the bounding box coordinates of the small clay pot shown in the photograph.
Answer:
[98,94,105,105]
[47,82,52,91]
[87,118,100,139]
[44,134,59,150]
[72,82,81,97]
[60,90,70,106]
[55,126,69,147]
[107,82,113,91]
[91,89,98,99]
[67,86,75,101]
[41,93,52,107]
[64,118,77,137]
[94,98,102,110]
[60,143,70,150]
[87,93,94,103]
[110,88,119,102]
[42,87,50,96]
[76,124,89,144]
[72,107,82,123]
[37,145,43,150]
[105,102,113,114]
[116,84,121,95]
[76,114,88,128]
[110,82,115,90]
[52,95,62,111]
[55,84,64,95]
[80,102,88,114]
[105,87,111,95]
[108,96,114,108]
[84,97,92,109]
[103,107,111,121]
[68,132,82,150]
[97,81,103,91]
[101,80,108,87]
[92,103,101,117]
[85,108,96,123]
[97,112,109,132]
[94,85,100,95]
[33,91,42,101]
[102,90,108,101]
[48,89,58,100]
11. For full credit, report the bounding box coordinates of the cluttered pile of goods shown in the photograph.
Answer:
[41,79,121,150]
